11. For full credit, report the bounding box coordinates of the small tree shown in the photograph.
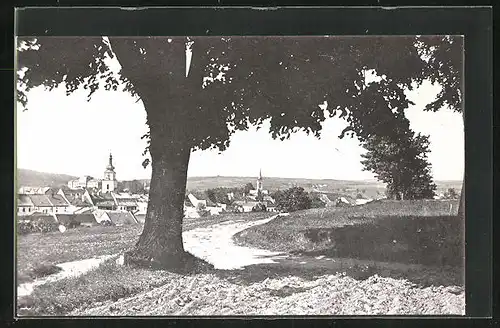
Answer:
[443,188,460,200]
[196,202,210,217]
[309,193,327,208]
[274,187,312,212]
[256,190,264,201]
[243,183,254,195]
[361,129,436,200]
[252,203,267,212]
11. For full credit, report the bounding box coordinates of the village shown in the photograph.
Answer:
[16,153,286,231]
[17,152,392,232]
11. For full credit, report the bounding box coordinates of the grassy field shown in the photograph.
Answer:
[16,212,272,286]
[234,199,464,267]
[17,208,465,316]
[16,212,275,316]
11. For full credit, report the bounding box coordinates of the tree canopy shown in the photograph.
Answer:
[17,36,463,148]
[16,35,464,269]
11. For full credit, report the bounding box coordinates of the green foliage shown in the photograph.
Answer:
[243,183,254,195]
[361,129,437,200]
[252,203,267,212]
[205,187,233,205]
[273,187,312,213]
[17,36,462,153]
[17,219,60,235]
[256,190,264,202]
[443,188,460,200]
[309,193,327,208]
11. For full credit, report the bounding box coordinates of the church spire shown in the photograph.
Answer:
[109,153,113,166]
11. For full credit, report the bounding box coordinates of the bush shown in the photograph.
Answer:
[252,203,267,212]
[17,219,59,235]
[273,187,312,212]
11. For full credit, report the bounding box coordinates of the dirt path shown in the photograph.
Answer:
[17,214,283,297]
[17,255,116,297]
[183,214,289,269]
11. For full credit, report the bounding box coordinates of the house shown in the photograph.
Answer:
[335,196,357,207]
[184,198,200,218]
[233,201,261,213]
[264,200,278,212]
[91,192,117,210]
[18,187,51,195]
[17,194,34,216]
[135,214,146,224]
[112,192,139,212]
[28,195,58,214]
[107,211,138,226]
[54,214,81,228]
[355,198,373,205]
[92,210,114,225]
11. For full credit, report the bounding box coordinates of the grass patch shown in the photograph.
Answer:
[234,200,463,267]
[16,212,273,286]
[17,259,178,316]
[17,263,63,285]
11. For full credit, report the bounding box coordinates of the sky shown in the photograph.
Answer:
[16,42,464,182]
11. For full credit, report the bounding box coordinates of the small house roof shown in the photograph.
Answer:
[73,213,98,224]
[107,211,138,225]
[18,194,33,206]
[29,195,52,207]
[116,200,138,207]
[47,194,69,206]
[95,200,116,207]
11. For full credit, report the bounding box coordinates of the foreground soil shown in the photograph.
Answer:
[73,268,464,316]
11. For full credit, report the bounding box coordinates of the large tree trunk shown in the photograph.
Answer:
[108,37,214,271]
[124,130,212,271]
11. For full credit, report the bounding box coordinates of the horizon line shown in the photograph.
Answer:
[17,167,462,183]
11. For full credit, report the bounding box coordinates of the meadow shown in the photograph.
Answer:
[233,199,463,268]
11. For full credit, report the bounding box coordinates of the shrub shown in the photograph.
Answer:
[273,187,312,212]
[252,203,267,212]
[17,219,59,235]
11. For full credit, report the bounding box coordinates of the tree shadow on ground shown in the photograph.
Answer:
[209,255,464,289]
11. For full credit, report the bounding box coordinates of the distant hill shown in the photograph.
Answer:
[17,168,462,197]
[17,169,77,188]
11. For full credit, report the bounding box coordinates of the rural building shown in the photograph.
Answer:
[233,201,261,213]
[113,192,140,212]
[17,192,72,215]
[68,175,101,190]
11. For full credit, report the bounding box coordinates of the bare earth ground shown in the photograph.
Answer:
[17,212,465,316]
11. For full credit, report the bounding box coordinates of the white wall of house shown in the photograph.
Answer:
[18,206,33,216]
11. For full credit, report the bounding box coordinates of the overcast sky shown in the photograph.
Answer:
[16,79,463,182]
[16,39,464,182]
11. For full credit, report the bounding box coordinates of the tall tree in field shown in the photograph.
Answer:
[361,131,437,200]
[16,36,463,269]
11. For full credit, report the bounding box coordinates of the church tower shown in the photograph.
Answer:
[256,169,263,192]
[102,153,117,193]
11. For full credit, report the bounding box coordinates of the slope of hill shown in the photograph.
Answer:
[17,168,461,197]
[17,169,77,188]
